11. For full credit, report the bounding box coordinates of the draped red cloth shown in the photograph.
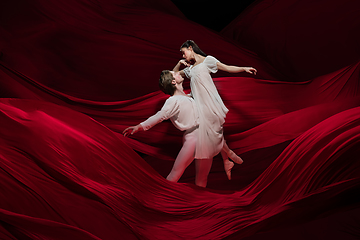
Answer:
[0,0,360,239]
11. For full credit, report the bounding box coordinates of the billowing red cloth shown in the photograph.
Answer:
[0,0,360,239]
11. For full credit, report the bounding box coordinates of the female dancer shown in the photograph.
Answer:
[173,40,257,179]
[123,70,212,187]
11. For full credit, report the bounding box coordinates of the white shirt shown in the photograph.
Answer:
[140,95,199,131]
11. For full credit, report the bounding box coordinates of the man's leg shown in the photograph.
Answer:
[195,158,213,187]
[166,131,196,182]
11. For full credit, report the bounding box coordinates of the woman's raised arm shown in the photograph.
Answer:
[173,59,189,77]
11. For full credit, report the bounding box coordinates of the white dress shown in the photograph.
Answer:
[183,56,228,159]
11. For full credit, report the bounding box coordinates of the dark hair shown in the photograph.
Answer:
[159,70,176,96]
[180,40,207,57]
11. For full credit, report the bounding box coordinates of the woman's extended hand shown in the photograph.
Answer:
[244,67,257,75]
[123,124,143,137]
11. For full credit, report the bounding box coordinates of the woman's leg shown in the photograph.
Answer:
[195,158,213,187]
[166,132,196,183]
[221,149,234,180]
[220,141,243,180]
[222,141,243,164]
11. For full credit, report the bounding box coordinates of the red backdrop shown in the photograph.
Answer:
[0,0,359,239]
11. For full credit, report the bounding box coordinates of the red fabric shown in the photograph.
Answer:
[221,0,360,81]
[0,0,360,239]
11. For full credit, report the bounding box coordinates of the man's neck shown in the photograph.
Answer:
[173,88,186,96]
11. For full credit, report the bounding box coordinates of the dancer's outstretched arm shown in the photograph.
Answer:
[123,109,169,137]
[123,96,180,137]
[123,124,144,137]
[217,62,257,75]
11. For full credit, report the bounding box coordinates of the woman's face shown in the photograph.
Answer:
[181,47,193,61]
